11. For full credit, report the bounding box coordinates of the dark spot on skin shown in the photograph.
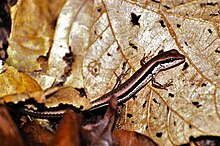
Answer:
[94,30,97,34]
[192,101,202,108]
[156,132,162,138]
[131,121,134,123]
[153,117,157,119]
[215,49,220,53]
[60,45,63,47]
[127,113,133,118]
[201,83,207,87]
[177,24,181,28]
[97,8,102,12]
[107,52,112,56]
[159,20,166,28]
[146,125,148,130]
[168,93,174,98]
[214,73,218,76]
[130,13,141,26]
[184,42,188,46]
[182,62,189,71]
[208,29,212,34]
[142,101,147,108]
[167,107,169,111]
[191,83,195,86]
[174,121,176,126]
[100,36,102,39]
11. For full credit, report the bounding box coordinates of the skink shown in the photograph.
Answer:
[21,49,185,118]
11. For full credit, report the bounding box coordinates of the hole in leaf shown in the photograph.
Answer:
[159,20,166,28]
[130,13,141,26]
[182,62,189,71]
[168,93,174,98]
[156,132,162,138]
[208,29,212,34]
[177,24,181,28]
[127,113,133,118]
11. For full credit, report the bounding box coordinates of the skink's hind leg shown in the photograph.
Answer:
[113,60,130,89]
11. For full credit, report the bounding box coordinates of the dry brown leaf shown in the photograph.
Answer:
[0,63,42,99]
[50,96,117,146]
[22,121,54,146]
[1,90,44,104]
[45,86,91,110]
[7,0,65,72]
[0,106,24,146]
[49,110,81,146]
[113,130,158,146]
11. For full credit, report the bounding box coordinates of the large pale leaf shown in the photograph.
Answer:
[100,0,219,145]
[49,0,219,145]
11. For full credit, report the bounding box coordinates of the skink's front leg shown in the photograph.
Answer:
[140,51,153,66]
[151,74,173,90]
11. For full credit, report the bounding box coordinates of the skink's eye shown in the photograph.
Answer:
[169,58,174,62]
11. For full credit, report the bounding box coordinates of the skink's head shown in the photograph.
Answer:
[155,49,185,70]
